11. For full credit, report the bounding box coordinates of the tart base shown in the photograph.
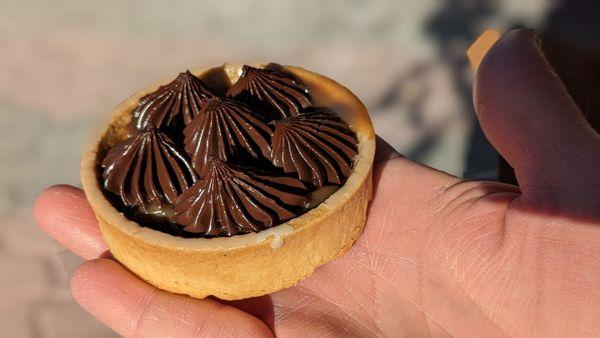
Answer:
[81,64,375,300]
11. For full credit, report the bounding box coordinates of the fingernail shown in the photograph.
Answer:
[509,25,542,46]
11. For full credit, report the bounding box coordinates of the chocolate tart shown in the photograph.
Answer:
[81,64,375,300]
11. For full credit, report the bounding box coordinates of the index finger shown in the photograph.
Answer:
[71,258,274,337]
[34,184,107,260]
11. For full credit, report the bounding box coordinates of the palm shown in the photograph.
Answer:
[35,30,600,337]
[274,158,600,336]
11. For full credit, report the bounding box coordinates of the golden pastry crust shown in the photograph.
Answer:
[80,64,376,300]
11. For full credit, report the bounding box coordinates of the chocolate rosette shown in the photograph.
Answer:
[133,71,215,130]
[227,65,312,119]
[270,108,358,187]
[183,97,272,176]
[174,159,308,236]
[101,127,197,212]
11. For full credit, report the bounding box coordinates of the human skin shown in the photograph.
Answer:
[35,29,600,337]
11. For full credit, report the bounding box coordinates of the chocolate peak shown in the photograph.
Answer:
[133,71,214,130]
[226,65,312,119]
[174,159,308,236]
[101,128,197,212]
[270,109,358,187]
[183,97,272,176]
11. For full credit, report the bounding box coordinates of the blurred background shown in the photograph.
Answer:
[1,0,599,336]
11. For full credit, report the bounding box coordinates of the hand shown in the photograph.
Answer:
[35,29,600,337]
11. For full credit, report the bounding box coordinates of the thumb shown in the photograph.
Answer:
[474,29,600,212]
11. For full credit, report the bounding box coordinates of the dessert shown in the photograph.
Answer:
[81,63,375,300]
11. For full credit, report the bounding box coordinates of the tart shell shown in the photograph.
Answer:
[81,64,375,300]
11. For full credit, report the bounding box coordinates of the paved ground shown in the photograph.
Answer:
[0,1,547,336]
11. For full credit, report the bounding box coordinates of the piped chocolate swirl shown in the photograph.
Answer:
[174,159,308,236]
[101,128,197,212]
[99,64,358,238]
[183,97,272,176]
[227,65,311,119]
[133,71,215,130]
[270,109,358,187]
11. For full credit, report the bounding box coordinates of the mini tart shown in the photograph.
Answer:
[81,64,375,300]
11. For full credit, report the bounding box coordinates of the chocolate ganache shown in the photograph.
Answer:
[227,65,311,119]
[174,159,308,236]
[270,109,358,187]
[99,65,358,237]
[101,127,197,212]
[133,71,215,130]
[183,97,272,176]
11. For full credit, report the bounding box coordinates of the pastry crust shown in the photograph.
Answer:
[81,64,376,300]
